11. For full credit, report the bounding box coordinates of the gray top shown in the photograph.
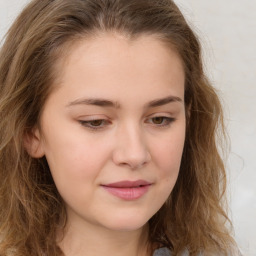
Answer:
[153,247,242,256]
[153,248,171,256]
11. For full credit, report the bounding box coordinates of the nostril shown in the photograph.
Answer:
[112,136,151,169]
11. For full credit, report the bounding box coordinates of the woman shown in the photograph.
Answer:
[0,0,238,255]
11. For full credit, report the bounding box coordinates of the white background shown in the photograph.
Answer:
[0,0,255,255]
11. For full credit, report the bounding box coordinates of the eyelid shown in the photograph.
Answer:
[145,115,176,127]
[78,118,111,130]
[78,113,176,131]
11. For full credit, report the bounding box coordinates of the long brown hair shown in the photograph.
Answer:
[0,0,236,255]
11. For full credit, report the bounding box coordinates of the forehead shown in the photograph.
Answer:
[50,32,185,104]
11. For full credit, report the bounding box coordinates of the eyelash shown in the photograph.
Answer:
[79,116,176,131]
[79,119,110,130]
[147,116,176,127]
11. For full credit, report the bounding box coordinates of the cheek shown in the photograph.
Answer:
[154,134,185,172]
[151,128,185,192]
[44,141,104,207]
[43,133,113,189]
[147,133,185,214]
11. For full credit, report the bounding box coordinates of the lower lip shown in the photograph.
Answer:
[101,185,151,200]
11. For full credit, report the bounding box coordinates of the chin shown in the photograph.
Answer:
[100,212,152,232]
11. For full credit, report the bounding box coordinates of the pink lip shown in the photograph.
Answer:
[101,180,152,200]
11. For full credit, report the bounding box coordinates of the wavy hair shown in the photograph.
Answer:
[0,0,236,255]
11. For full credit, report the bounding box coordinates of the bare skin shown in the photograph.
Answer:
[27,32,185,256]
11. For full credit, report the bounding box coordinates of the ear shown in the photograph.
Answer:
[23,128,45,158]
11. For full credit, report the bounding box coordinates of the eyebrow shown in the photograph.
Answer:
[146,95,182,108]
[66,95,182,109]
[67,98,121,108]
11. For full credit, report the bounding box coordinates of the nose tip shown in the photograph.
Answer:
[113,148,151,170]
[124,151,151,169]
[112,128,151,169]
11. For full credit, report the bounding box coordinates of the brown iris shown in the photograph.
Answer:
[152,117,164,124]
[90,120,104,126]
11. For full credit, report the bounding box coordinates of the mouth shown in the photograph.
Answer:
[101,180,152,200]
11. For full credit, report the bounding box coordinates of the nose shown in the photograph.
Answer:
[112,123,151,170]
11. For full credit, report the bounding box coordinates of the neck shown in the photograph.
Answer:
[58,220,151,256]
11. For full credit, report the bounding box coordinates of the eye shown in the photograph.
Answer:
[79,119,110,130]
[152,117,165,124]
[147,116,176,127]
[87,120,104,127]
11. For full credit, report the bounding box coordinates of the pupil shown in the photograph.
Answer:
[91,120,102,126]
[153,117,163,124]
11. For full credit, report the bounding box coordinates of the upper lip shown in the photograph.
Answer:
[102,180,152,188]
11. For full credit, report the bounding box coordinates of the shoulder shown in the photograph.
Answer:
[152,247,243,256]
[153,247,189,256]
[153,247,171,256]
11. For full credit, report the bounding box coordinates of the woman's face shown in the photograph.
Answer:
[31,33,186,232]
